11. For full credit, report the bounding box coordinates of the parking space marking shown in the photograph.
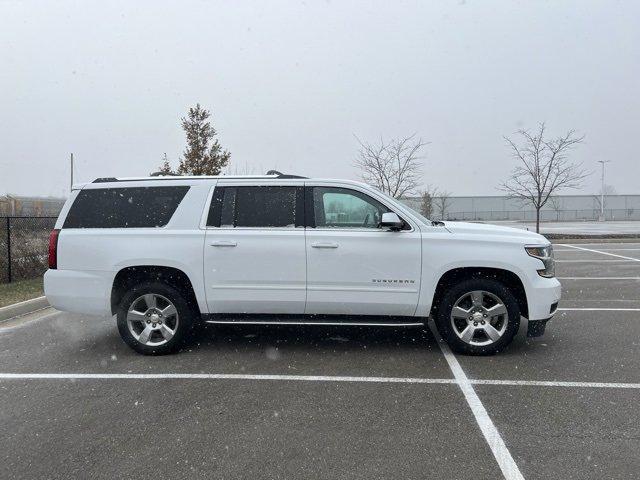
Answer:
[555,248,640,252]
[555,243,640,247]
[555,259,637,263]
[558,307,640,311]
[558,278,640,282]
[428,323,525,480]
[557,277,640,280]
[1,373,640,391]
[0,372,457,384]
[563,244,640,261]
[471,379,640,389]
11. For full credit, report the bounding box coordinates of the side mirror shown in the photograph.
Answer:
[380,212,403,231]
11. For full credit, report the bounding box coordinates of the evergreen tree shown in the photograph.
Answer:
[177,104,231,175]
[153,104,231,176]
[153,153,174,175]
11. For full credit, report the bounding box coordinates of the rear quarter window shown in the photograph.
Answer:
[63,186,190,228]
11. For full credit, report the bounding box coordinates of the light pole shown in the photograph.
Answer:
[597,160,610,221]
[70,153,74,192]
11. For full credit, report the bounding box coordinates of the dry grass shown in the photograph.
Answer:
[0,277,44,308]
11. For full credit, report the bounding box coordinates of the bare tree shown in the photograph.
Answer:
[418,185,439,218]
[354,134,428,198]
[593,184,617,217]
[548,196,564,221]
[499,123,588,233]
[434,190,452,220]
[224,161,260,175]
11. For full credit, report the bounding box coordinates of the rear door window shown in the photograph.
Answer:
[63,186,189,228]
[207,186,303,228]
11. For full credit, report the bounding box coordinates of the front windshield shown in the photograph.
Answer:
[402,203,433,225]
[366,184,432,225]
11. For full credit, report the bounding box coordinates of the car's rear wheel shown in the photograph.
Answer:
[434,278,520,355]
[117,282,195,355]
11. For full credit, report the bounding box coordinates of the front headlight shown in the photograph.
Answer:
[525,245,555,278]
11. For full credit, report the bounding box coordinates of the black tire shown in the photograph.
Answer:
[117,282,196,355]
[434,278,520,355]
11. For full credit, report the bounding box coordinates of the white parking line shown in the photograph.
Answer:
[558,307,640,312]
[596,248,640,251]
[1,372,640,390]
[555,241,640,245]
[557,277,640,280]
[427,323,525,480]
[0,372,456,384]
[555,260,637,263]
[471,379,640,389]
[563,244,640,261]
[555,243,640,247]
[555,248,640,252]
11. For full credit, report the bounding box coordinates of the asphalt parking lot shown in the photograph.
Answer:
[1,242,639,479]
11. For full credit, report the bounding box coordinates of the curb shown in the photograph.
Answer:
[550,237,640,244]
[0,296,50,322]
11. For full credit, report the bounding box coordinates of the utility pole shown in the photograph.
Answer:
[597,160,610,221]
[70,153,74,192]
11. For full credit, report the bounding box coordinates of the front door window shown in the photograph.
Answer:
[312,187,391,229]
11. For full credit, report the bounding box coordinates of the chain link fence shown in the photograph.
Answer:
[401,194,640,222]
[438,208,639,222]
[0,217,57,284]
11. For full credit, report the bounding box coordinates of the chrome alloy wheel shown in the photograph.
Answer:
[449,290,508,346]
[126,293,179,346]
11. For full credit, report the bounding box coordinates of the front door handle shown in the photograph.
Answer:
[311,242,339,249]
[210,240,237,247]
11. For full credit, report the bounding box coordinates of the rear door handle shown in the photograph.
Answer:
[210,240,237,247]
[311,242,339,249]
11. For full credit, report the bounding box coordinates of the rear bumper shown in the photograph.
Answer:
[527,277,562,321]
[44,269,112,316]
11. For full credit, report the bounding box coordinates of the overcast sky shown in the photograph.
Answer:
[1,0,638,198]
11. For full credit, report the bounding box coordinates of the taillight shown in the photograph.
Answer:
[48,229,60,269]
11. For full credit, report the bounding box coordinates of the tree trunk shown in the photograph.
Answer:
[536,208,541,233]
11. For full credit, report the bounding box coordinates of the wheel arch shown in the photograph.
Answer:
[430,267,529,319]
[111,265,201,316]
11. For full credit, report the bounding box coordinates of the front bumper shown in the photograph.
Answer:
[527,277,562,321]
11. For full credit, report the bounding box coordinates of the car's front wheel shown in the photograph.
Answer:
[116,282,195,355]
[434,278,520,355]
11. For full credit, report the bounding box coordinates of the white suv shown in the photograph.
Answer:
[44,173,561,355]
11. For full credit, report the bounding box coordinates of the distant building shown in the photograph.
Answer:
[400,194,640,222]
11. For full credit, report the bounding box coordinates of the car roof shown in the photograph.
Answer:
[79,174,370,190]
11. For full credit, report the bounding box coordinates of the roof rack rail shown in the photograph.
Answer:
[265,170,307,179]
[93,177,118,183]
[90,172,308,183]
